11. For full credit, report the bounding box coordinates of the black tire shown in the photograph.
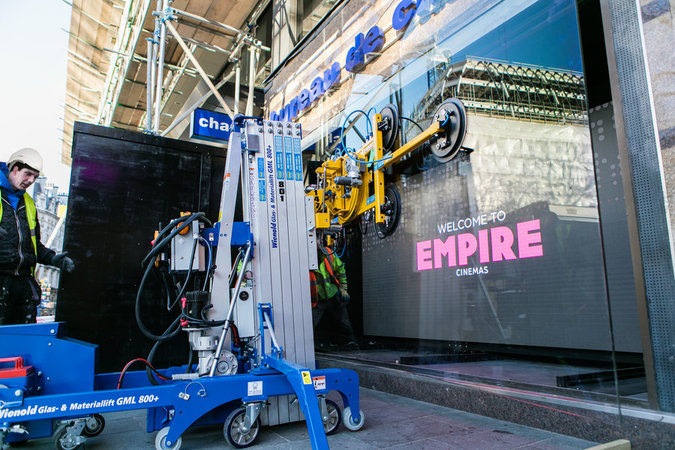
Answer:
[224,407,260,448]
[323,399,341,435]
[54,424,82,450]
[82,414,105,437]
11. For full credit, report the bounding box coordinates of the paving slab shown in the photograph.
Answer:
[16,388,597,449]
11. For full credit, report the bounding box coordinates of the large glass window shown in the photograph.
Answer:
[281,0,645,408]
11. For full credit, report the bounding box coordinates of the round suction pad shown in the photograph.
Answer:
[430,98,468,162]
[379,104,400,153]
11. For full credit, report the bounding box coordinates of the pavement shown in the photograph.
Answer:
[18,387,597,449]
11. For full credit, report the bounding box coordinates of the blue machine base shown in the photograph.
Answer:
[0,323,361,449]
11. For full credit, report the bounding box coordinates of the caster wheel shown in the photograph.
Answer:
[82,414,105,437]
[224,407,260,448]
[341,406,365,431]
[155,427,182,450]
[322,399,341,435]
[54,425,84,450]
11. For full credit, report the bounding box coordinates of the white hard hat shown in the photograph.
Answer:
[8,148,43,173]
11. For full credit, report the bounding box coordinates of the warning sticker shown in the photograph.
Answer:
[301,371,312,385]
[313,376,326,390]
[247,381,263,396]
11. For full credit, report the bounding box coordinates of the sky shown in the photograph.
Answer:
[0,0,72,192]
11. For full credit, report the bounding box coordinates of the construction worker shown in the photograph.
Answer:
[0,148,74,325]
[312,246,358,350]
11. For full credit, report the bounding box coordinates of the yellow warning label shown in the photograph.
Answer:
[301,371,312,385]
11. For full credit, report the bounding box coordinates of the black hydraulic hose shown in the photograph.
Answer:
[401,115,424,133]
[145,320,182,385]
[151,266,172,310]
[135,212,210,381]
[136,212,206,340]
[170,237,199,309]
[141,212,205,267]
[135,258,166,341]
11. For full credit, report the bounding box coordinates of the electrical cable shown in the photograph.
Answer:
[135,212,204,341]
[117,358,170,389]
[199,236,213,291]
[150,265,172,311]
[141,212,205,267]
[339,110,372,154]
[344,147,393,165]
[144,316,183,385]
[337,228,347,259]
[169,237,199,310]
[401,116,424,133]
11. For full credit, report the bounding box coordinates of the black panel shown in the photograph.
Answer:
[577,0,612,108]
[57,123,226,373]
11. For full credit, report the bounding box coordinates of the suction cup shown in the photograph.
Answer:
[376,185,401,239]
[430,98,468,162]
[379,104,400,153]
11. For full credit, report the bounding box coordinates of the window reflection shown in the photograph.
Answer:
[302,0,645,402]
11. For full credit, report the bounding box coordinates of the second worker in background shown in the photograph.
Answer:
[312,246,359,351]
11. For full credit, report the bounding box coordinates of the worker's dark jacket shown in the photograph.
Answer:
[0,166,55,276]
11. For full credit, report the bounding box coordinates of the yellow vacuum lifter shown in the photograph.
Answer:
[307,98,468,237]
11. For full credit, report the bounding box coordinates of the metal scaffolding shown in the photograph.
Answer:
[63,0,272,162]
[144,0,270,135]
[413,58,588,126]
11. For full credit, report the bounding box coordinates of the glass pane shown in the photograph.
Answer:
[288,0,646,413]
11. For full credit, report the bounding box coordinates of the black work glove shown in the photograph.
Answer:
[52,252,75,273]
[0,228,6,238]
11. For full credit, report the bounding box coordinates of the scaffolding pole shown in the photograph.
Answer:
[234,62,241,116]
[145,2,270,135]
[246,45,260,116]
[160,69,237,137]
[145,38,154,131]
[165,20,234,117]
[153,0,168,132]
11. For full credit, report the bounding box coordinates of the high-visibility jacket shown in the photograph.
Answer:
[314,252,347,301]
[0,191,44,276]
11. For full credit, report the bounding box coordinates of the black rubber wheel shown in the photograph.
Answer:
[322,399,341,435]
[82,414,105,437]
[54,425,83,450]
[376,186,401,239]
[224,407,260,448]
[430,98,468,162]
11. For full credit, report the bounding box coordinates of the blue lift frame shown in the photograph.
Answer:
[0,318,362,449]
[0,120,365,448]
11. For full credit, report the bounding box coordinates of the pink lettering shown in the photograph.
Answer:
[415,219,544,271]
[490,227,517,261]
[417,240,433,271]
[433,236,456,268]
[478,229,490,263]
[517,219,543,258]
[457,233,477,266]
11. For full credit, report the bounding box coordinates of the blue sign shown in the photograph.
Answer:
[270,0,456,122]
[190,108,232,142]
